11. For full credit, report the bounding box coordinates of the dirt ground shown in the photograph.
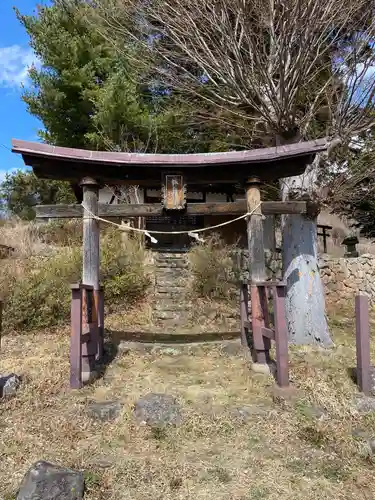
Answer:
[1,303,375,499]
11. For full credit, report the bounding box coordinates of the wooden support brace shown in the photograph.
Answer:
[244,320,252,330]
[273,285,289,387]
[240,282,250,349]
[261,327,275,340]
[355,294,371,395]
[0,301,3,350]
[70,285,83,389]
[250,284,271,362]
[95,287,104,360]
[81,287,97,374]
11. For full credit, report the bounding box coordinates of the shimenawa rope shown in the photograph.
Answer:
[81,202,262,244]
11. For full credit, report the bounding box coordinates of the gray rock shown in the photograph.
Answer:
[352,366,375,396]
[0,373,21,398]
[353,395,375,413]
[134,393,181,428]
[16,461,84,500]
[81,371,98,384]
[87,401,122,422]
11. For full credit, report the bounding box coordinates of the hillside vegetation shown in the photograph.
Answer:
[0,220,150,332]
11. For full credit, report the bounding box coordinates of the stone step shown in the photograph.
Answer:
[155,278,187,287]
[155,252,187,260]
[155,286,186,294]
[154,266,188,274]
[154,301,188,312]
[155,261,189,269]
[154,292,185,300]
[153,310,187,320]
[154,275,188,285]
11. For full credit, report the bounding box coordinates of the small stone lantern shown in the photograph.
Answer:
[342,235,359,258]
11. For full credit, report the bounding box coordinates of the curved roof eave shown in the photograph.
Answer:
[12,138,328,167]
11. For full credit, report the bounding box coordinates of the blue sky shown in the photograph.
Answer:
[0,0,49,180]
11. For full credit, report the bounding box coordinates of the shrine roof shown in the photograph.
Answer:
[12,138,326,166]
[11,138,328,184]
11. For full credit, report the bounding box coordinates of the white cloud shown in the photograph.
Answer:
[0,45,39,88]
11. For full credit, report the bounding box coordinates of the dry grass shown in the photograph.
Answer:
[0,229,150,332]
[1,306,375,499]
[105,297,239,335]
[188,234,240,299]
[0,219,54,258]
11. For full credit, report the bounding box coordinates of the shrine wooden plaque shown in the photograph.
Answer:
[162,174,186,210]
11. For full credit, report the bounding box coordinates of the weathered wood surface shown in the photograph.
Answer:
[70,287,83,389]
[35,200,309,219]
[355,294,371,395]
[81,178,100,290]
[273,285,289,387]
[261,327,276,340]
[240,282,250,349]
[246,178,266,283]
[246,178,268,365]
[263,215,276,251]
[96,288,104,360]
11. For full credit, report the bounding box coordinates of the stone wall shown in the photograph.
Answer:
[319,254,375,302]
[241,250,375,302]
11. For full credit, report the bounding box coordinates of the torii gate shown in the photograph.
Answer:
[12,138,327,387]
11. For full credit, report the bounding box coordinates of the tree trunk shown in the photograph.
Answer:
[278,133,332,346]
[282,210,332,346]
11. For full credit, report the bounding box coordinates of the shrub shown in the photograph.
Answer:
[38,219,83,247]
[3,229,150,331]
[101,231,150,304]
[188,234,240,299]
[4,249,81,331]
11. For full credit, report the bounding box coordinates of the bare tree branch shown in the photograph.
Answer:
[95,0,375,146]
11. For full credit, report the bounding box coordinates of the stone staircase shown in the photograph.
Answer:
[152,252,191,328]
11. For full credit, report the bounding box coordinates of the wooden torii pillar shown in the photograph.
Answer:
[71,177,104,385]
[246,177,271,365]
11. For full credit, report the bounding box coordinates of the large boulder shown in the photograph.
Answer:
[17,461,84,500]
[134,393,182,428]
[0,373,21,398]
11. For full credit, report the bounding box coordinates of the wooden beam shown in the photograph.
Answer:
[35,200,309,219]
